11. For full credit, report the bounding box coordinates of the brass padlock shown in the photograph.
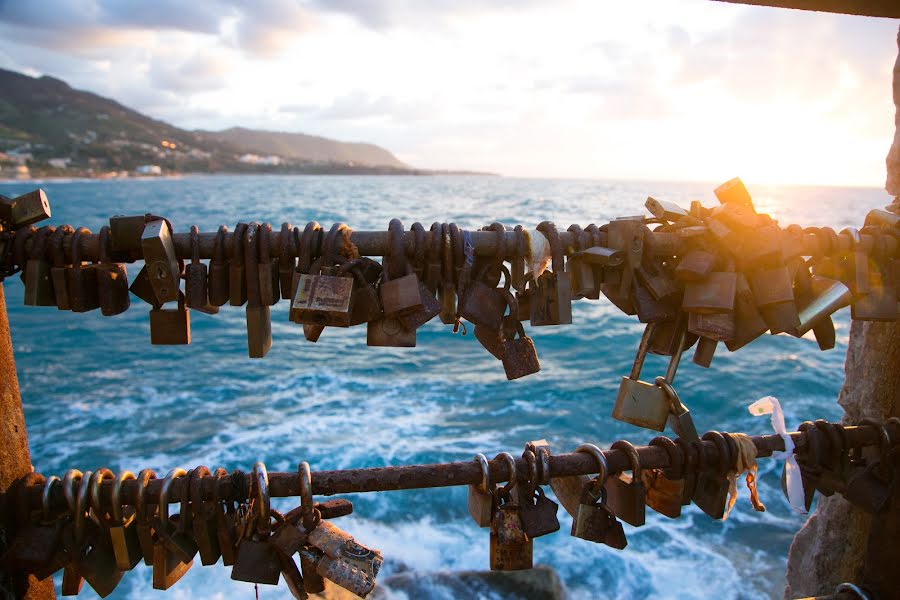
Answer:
[152,468,194,590]
[643,437,684,518]
[149,293,191,345]
[530,221,573,325]
[379,219,423,318]
[212,468,238,566]
[292,260,354,327]
[23,226,56,306]
[134,469,157,567]
[570,444,627,549]
[108,471,143,570]
[50,225,74,310]
[208,225,230,307]
[682,271,736,313]
[489,496,532,570]
[62,469,92,596]
[646,196,689,222]
[185,225,211,311]
[257,223,280,306]
[142,219,181,305]
[748,264,800,333]
[612,322,684,431]
[606,217,644,299]
[96,226,131,316]
[467,454,494,527]
[713,177,755,209]
[67,227,100,312]
[792,276,851,337]
[604,440,646,527]
[244,223,272,358]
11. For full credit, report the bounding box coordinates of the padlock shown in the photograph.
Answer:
[152,468,194,590]
[292,262,354,327]
[612,322,685,431]
[5,473,66,576]
[643,437,684,518]
[149,293,191,345]
[737,224,782,268]
[367,315,416,347]
[108,214,147,254]
[637,264,679,303]
[207,225,230,307]
[604,440,646,527]
[23,226,56,306]
[342,260,383,325]
[682,271,736,313]
[467,454,494,528]
[692,432,733,520]
[839,227,869,296]
[713,177,755,209]
[211,468,238,566]
[50,225,74,310]
[501,318,541,380]
[633,280,674,323]
[108,471,143,570]
[570,444,627,549]
[297,546,380,598]
[692,336,717,368]
[61,470,93,596]
[142,219,181,305]
[185,225,210,311]
[566,224,597,299]
[379,219,424,318]
[423,222,443,293]
[792,276,852,336]
[187,467,222,566]
[459,264,508,330]
[489,492,533,571]
[606,217,643,299]
[256,222,280,306]
[232,462,281,585]
[242,223,272,358]
[1,188,50,227]
[748,265,801,334]
[438,223,458,325]
[645,196,689,222]
[648,317,697,356]
[530,221,573,325]
[279,222,296,300]
[843,420,893,513]
[851,262,898,321]
[81,469,124,598]
[687,311,735,341]
[67,227,100,312]
[134,469,157,567]
[229,222,249,306]
[96,226,131,316]
[517,455,559,538]
[510,225,529,292]
[306,520,383,580]
[724,273,769,351]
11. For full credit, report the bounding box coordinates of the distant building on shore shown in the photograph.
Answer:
[135,165,163,175]
[239,153,281,166]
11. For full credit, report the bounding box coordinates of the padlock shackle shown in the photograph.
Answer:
[111,470,136,524]
[135,469,156,523]
[495,452,518,494]
[474,454,491,494]
[42,475,59,521]
[629,322,657,380]
[159,467,188,525]
[664,324,688,384]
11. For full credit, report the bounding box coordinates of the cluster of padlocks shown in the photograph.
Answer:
[4,419,898,598]
[5,463,380,598]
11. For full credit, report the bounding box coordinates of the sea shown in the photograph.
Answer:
[1,175,890,600]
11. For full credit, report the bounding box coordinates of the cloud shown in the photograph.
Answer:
[230,0,318,57]
[149,53,232,93]
[317,91,435,122]
[310,0,556,30]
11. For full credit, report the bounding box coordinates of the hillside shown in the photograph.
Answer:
[0,68,411,176]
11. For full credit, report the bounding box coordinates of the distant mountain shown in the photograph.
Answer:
[0,68,412,175]
[199,127,406,168]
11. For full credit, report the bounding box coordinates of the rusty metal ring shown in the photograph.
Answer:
[536,446,551,485]
[74,470,93,544]
[575,443,608,498]
[111,470,135,524]
[411,222,426,273]
[721,432,739,471]
[567,223,585,253]
[279,222,293,261]
[650,436,683,479]
[252,461,270,528]
[135,469,156,522]
[474,454,490,493]
[523,450,539,487]
[798,421,823,466]
[212,467,228,506]
[159,467,188,527]
[231,222,248,266]
[42,475,60,520]
[298,461,313,518]
[611,440,642,479]
[536,221,563,272]
[213,225,227,263]
[61,469,83,514]
[702,431,730,476]
[89,468,114,518]
[259,222,273,262]
[190,466,212,522]
[180,467,197,530]
[814,420,842,468]
[31,225,55,261]
[495,452,518,493]
[835,583,871,600]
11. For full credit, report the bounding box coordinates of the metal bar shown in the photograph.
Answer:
[23,423,886,514]
[0,283,56,600]
[6,222,897,264]
[711,0,900,19]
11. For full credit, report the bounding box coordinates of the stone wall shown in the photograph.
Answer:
[784,23,900,599]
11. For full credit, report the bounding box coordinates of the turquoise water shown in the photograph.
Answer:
[1,175,891,599]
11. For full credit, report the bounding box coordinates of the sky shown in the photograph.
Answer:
[0,0,897,186]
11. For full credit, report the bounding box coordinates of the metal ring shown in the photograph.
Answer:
[135,469,156,522]
[299,462,313,517]
[835,583,870,600]
[496,452,518,493]
[650,436,682,479]
[841,226,861,248]
[42,475,60,521]
[702,431,731,476]
[575,443,608,497]
[61,469,83,514]
[89,468,114,518]
[190,466,212,522]
[655,377,684,411]
[159,467,188,527]
[111,471,135,524]
[523,450,539,487]
[74,470,93,544]
[474,454,490,493]
[611,440,642,479]
[536,446,551,485]
[253,462,270,530]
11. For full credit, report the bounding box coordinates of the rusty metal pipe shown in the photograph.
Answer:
[23,423,887,514]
